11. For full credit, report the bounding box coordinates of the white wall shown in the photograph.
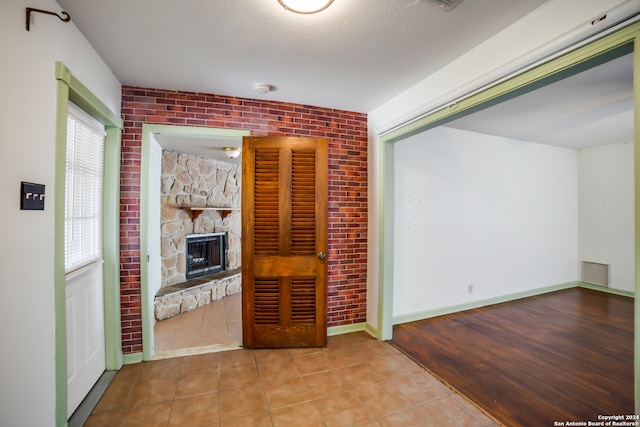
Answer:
[0,0,121,425]
[578,142,635,292]
[393,127,578,317]
[366,0,631,330]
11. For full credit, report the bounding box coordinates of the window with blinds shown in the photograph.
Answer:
[64,103,106,273]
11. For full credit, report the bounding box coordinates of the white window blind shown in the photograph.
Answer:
[65,103,106,273]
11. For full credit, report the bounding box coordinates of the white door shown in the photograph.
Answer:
[64,103,106,418]
[66,263,105,417]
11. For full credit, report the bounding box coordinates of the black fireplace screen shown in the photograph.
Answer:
[185,232,226,279]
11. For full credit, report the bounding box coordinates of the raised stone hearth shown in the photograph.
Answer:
[154,268,241,321]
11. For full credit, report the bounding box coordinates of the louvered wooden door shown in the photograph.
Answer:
[242,136,328,348]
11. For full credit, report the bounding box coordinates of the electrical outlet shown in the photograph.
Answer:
[468,283,474,294]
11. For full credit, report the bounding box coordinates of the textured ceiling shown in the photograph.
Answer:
[56,0,547,113]
[447,53,634,150]
[56,0,634,154]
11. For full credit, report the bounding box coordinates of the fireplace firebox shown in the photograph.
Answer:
[185,232,226,279]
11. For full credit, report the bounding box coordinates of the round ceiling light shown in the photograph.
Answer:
[277,0,334,14]
[223,147,241,159]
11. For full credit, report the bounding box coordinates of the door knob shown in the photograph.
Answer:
[317,251,326,260]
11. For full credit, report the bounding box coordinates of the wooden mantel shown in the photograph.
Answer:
[180,207,239,221]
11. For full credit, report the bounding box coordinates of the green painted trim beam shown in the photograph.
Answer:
[54,62,123,426]
[53,78,70,427]
[634,31,640,415]
[123,352,144,365]
[577,282,635,298]
[327,322,378,339]
[55,63,122,129]
[392,282,579,325]
[376,21,640,413]
[139,124,250,361]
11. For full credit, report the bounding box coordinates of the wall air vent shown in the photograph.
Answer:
[581,261,610,287]
[430,0,463,11]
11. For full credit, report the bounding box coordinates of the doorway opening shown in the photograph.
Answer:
[140,124,250,360]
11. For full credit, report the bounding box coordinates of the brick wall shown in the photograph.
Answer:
[120,86,368,354]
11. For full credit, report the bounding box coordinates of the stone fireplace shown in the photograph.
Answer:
[185,232,226,279]
[160,149,241,287]
[155,149,242,320]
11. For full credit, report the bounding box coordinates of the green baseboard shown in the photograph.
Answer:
[123,352,144,365]
[577,282,634,298]
[392,281,579,325]
[327,322,378,339]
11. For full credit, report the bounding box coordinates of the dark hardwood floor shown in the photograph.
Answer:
[391,287,634,427]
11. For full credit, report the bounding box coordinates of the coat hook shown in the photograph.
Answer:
[26,7,71,31]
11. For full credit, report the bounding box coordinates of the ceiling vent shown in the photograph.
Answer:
[430,0,462,11]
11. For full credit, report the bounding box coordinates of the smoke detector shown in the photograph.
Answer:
[254,83,271,95]
[430,0,462,11]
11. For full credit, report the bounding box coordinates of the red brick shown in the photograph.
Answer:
[119,85,368,354]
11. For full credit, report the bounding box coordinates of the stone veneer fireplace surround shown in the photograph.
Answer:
[157,149,242,320]
[160,149,241,287]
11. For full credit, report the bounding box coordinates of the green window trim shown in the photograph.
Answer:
[54,62,122,427]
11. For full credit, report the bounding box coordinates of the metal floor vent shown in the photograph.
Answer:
[430,0,463,11]
[581,261,610,287]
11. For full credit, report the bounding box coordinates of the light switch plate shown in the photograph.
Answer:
[21,181,45,210]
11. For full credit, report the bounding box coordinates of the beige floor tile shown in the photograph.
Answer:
[220,412,272,427]
[254,348,292,364]
[418,395,486,427]
[391,372,452,405]
[339,363,387,390]
[172,330,204,348]
[325,331,373,349]
[353,382,413,419]
[92,331,495,427]
[302,369,351,400]
[140,357,183,380]
[179,309,204,327]
[83,409,121,427]
[219,363,261,390]
[356,341,397,360]
[288,347,324,358]
[270,401,325,427]
[91,380,135,413]
[377,406,436,427]
[199,329,227,346]
[263,376,312,409]
[128,377,179,407]
[324,345,367,368]
[175,370,220,398]
[226,320,243,343]
[168,393,220,426]
[292,352,335,375]
[181,352,220,375]
[256,357,300,381]
[219,384,269,421]
[111,362,144,384]
[155,293,241,353]
[313,391,374,427]
[450,393,497,426]
[118,401,173,427]
[219,348,255,368]
[367,354,425,380]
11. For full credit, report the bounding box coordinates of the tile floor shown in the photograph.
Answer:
[85,330,499,426]
[153,293,242,358]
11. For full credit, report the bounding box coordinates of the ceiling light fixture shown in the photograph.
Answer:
[277,0,334,14]
[429,0,463,11]
[254,83,271,94]
[223,147,240,159]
